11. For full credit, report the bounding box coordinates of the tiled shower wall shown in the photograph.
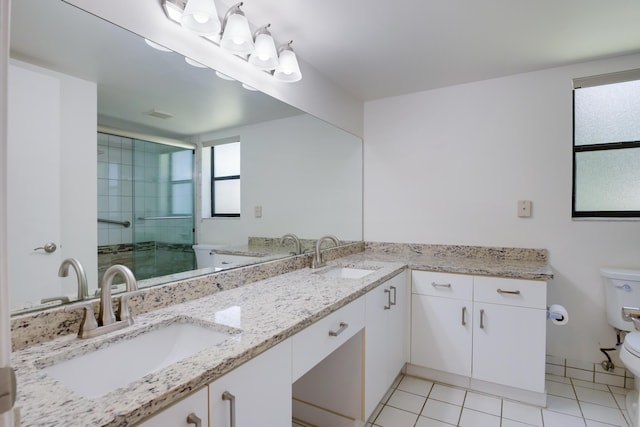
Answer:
[97,133,194,284]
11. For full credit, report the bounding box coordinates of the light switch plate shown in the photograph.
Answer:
[254,205,262,218]
[518,200,532,217]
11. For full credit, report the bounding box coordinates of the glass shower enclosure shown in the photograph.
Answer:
[97,132,195,286]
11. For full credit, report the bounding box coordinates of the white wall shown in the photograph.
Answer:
[196,114,362,245]
[364,53,640,365]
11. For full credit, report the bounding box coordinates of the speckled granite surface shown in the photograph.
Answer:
[364,242,553,281]
[11,258,405,427]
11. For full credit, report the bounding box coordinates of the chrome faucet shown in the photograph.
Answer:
[280,233,302,255]
[312,235,340,269]
[76,265,138,339]
[58,258,89,301]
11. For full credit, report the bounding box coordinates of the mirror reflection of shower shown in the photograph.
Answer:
[97,131,195,286]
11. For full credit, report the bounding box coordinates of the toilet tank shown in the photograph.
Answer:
[601,267,640,331]
[192,244,225,269]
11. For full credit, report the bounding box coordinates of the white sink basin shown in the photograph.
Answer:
[320,267,374,279]
[42,320,234,399]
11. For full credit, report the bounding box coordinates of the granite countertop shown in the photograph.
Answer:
[11,257,406,427]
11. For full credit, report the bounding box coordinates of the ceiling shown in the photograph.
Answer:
[244,0,640,101]
[10,0,640,137]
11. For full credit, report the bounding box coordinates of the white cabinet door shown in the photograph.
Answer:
[210,339,292,427]
[411,294,472,377]
[365,271,409,418]
[136,387,208,427]
[473,303,546,393]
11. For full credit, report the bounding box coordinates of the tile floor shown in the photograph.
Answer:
[363,373,632,427]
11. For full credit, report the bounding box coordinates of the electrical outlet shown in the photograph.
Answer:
[518,200,532,218]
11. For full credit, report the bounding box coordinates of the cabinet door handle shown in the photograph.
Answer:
[390,285,397,306]
[384,289,391,310]
[186,412,202,427]
[431,282,451,288]
[329,322,349,336]
[222,391,236,427]
[479,309,485,329]
[497,288,521,295]
[461,306,467,326]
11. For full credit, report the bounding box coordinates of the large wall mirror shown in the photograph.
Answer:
[8,0,363,314]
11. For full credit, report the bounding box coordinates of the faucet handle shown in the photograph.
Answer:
[117,290,141,325]
[72,302,99,338]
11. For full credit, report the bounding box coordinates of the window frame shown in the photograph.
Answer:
[210,142,241,218]
[571,69,640,219]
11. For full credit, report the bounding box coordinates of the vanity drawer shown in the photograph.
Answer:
[412,270,473,300]
[292,296,365,382]
[473,276,546,309]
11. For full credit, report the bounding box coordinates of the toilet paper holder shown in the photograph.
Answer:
[547,304,569,325]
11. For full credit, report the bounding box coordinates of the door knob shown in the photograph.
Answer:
[33,242,57,253]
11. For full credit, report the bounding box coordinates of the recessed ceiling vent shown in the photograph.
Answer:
[145,109,174,119]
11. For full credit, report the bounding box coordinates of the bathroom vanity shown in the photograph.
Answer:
[10,244,552,426]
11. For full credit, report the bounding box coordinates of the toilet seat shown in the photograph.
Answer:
[625,332,640,359]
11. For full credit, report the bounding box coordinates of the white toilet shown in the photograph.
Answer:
[602,267,640,427]
[192,244,224,269]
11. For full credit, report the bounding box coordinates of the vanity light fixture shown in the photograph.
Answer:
[161,0,302,82]
[248,24,279,70]
[184,56,207,68]
[215,70,236,81]
[220,3,254,56]
[181,0,221,36]
[144,38,173,52]
[241,83,259,91]
[273,41,302,82]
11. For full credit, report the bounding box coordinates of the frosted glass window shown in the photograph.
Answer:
[573,71,640,217]
[211,141,240,217]
[214,180,240,214]
[171,150,193,180]
[172,182,193,215]
[213,142,240,177]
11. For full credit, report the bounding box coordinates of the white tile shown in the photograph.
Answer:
[415,416,455,427]
[585,419,628,427]
[397,376,433,397]
[462,392,501,416]
[458,408,500,427]
[546,355,566,365]
[374,405,419,427]
[547,363,566,377]
[595,372,626,388]
[546,394,583,417]
[547,373,572,384]
[367,403,384,423]
[428,384,466,406]
[501,420,537,427]
[609,385,629,395]
[421,399,462,425]
[573,379,610,391]
[568,367,595,382]
[575,386,618,408]
[542,409,587,427]
[387,389,427,414]
[547,380,577,399]
[502,400,543,426]
[613,392,627,410]
[580,402,629,426]
[568,359,596,371]
[594,364,626,377]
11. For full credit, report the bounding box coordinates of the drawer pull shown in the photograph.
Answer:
[186,413,203,427]
[480,309,485,329]
[329,322,349,337]
[390,285,397,306]
[222,391,236,427]
[384,289,391,310]
[497,289,521,295]
[461,306,467,326]
[431,282,452,288]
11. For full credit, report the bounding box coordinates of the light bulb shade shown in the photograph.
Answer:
[181,0,221,36]
[220,11,254,55]
[249,31,279,70]
[274,47,302,82]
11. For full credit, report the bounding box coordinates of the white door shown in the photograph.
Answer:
[411,294,473,377]
[472,303,546,392]
[7,62,62,308]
